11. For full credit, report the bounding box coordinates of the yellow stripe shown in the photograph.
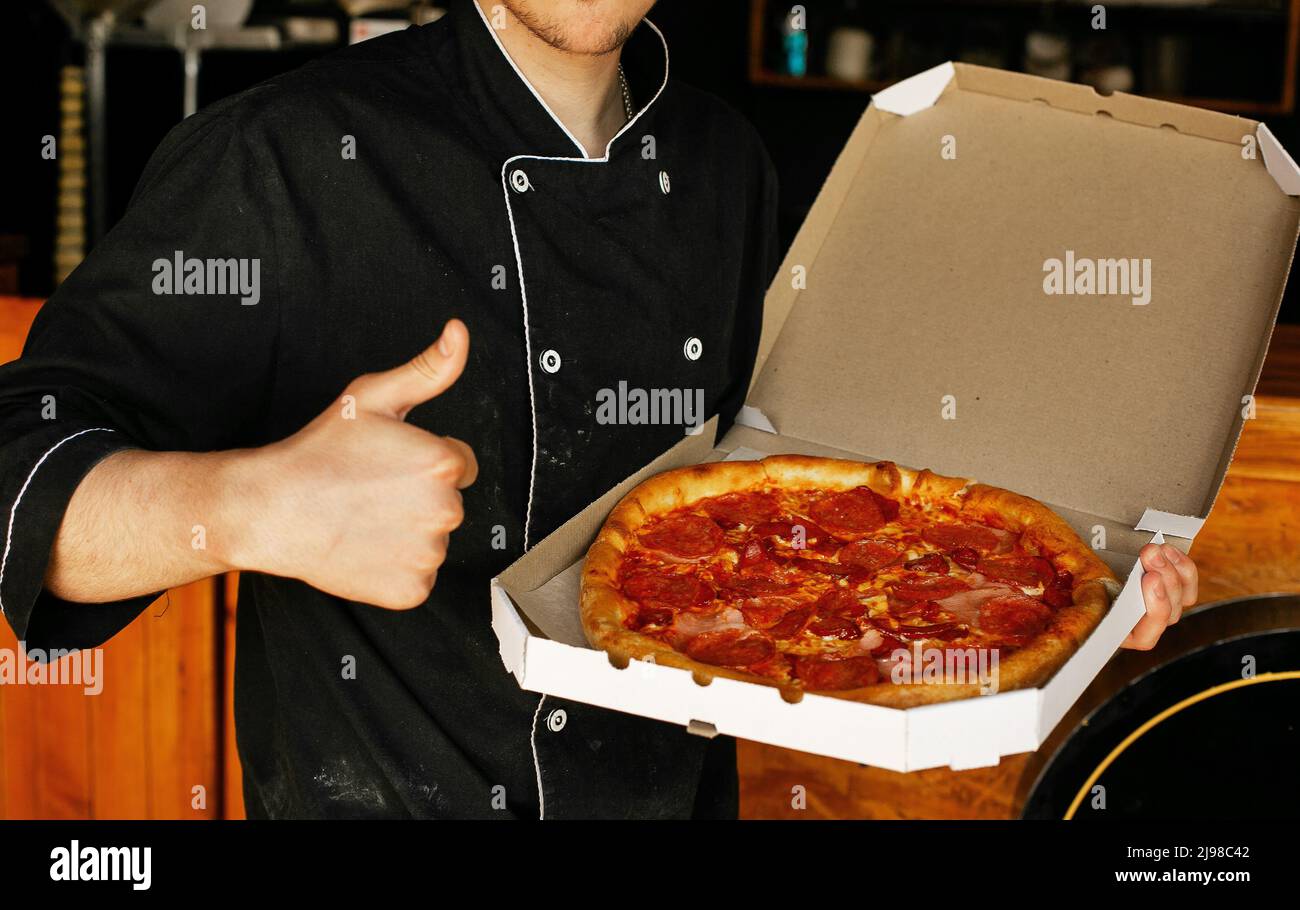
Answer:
[1064,670,1300,819]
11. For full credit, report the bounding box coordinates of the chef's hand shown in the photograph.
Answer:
[241,319,478,609]
[1120,543,1198,650]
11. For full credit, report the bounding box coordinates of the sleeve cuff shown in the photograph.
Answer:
[0,426,156,650]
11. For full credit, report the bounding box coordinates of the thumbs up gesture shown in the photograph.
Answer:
[242,319,479,609]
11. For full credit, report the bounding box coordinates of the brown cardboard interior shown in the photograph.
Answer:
[747,64,1300,527]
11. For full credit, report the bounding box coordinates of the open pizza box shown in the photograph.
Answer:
[490,62,1300,772]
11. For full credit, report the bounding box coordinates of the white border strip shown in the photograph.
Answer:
[499,157,543,549]
[1258,123,1300,196]
[1134,508,1204,540]
[472,0,590,158]
[871,61,955,117]
[529,693,547,819]
[472,1,671,164]
[478,3,672,819]
[0,427,114,618]
[486,7,669,549]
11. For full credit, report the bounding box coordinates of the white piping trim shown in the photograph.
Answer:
[488,10,669,549]
[600,17,670,159]
[0,427,114,618]
[472,0,671,163]
[499,158,541,550]
[484,10,670,816]
[530,693,547,819]
[472,0,589,158]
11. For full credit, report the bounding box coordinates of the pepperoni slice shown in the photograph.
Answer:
[739,598,802,629]
[791,655,880,691]
[1042,585,1072,609]
[1042,567,1075,608]
[889,620,967,642]
[979,594,1052,645]
[977,555,1055,588]
[722,575,801,625]
[814,587,868,619]
[892,598,943,620]
[684,628,775,668]
[808,614,861,640]
[751,520,794,540]
[766,604,814,639]
[702,492,781,529]
[809,487,893,537]
[721,575,794,596]
[892,576,971,603]
[622,571,714,609]
[904,552,948,574]
[922,524,1001,552]
[874,491,901,521]
[639,514,724,559]
[837,539,900,572]
[949,547,981,570]
[751,520,839,554]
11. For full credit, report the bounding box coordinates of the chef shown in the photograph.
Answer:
[0,0,1195,819]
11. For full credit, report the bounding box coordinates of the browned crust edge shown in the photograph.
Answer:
[579,456,1118,707]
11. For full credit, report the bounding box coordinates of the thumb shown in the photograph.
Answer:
[357,319,469,419]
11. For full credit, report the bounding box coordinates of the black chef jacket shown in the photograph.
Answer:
[0,0,778,818]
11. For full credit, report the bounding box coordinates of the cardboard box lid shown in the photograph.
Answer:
[745,62,1300,531]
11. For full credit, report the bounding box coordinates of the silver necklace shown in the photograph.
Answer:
[617,64,634,121]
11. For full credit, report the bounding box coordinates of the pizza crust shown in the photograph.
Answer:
[580,455,1118,708]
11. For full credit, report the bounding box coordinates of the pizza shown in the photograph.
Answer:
[580,455,1118,707]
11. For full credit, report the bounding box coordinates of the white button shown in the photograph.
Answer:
[538,349,562,373]
[683,336,702,361]
[546,708,567,732]
[510,169,531,193]
[658,170,671,194]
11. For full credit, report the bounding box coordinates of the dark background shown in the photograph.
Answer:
[2,0,1298,322]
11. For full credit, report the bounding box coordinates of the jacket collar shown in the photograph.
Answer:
[447,0,669,160]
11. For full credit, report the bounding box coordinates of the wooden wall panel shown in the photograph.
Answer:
[34,665,92,818]
[143,583,220,819]
[0,583,219,819]
[0,643,39,819]
[223,573,245,819]
[88,617,149,818]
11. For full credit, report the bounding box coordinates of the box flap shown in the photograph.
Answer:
[1134,508,1203,539]
[872,61,955,116]
[748,63,1300,528]
[1258,123,1300,196]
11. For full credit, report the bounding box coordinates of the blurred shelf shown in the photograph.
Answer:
[104,22,335,52]
[749,0,1300,116]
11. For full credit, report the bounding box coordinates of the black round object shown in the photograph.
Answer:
[1024,596,1300,820]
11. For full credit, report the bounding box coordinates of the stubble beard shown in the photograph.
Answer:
[501,0,638,56]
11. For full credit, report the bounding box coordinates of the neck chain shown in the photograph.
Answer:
[617,63,634,122]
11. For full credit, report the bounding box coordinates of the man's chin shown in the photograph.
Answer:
[556,23,636,56]
[502,0,647,56]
